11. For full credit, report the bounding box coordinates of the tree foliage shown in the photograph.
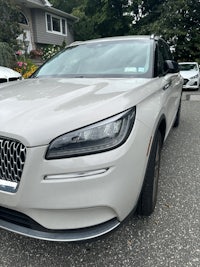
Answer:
[51,0,131,40]
[50,0,82,13]
[0,0,22,67]
[0,0,22,45]
[73,0,132,40]
[0,42,15,67]
[131,0,200,61]
[50,0,200,61]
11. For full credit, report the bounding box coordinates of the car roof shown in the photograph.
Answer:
[69,35,161,46]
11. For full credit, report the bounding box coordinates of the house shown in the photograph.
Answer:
[14,0,78,53]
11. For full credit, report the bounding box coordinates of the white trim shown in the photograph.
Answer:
[45,12,67,36]
[41,0,52,7]
[17,30,33,53]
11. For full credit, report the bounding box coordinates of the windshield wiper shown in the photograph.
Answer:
[73,75,85,78]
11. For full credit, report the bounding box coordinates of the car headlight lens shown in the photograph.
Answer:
[46,107,136,159]
[190,74,198,79]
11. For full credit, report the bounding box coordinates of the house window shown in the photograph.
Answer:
[62,19,66,35]
[46,13,67,35]
[19,12,28,25]
[52,17,60,32]
[47,14,52,31]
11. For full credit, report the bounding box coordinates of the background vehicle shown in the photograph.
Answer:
[0,36,183,241]
[0,66,22,84]
[179,62,200,90]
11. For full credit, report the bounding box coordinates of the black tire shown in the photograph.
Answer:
[173,100,181,127]
[137,131,162,216]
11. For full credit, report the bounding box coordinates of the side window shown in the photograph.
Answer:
[154,43,165,77]
[156,40,172,76]
[163,43,172,60]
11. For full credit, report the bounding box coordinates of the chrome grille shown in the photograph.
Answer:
[0,137,26,187]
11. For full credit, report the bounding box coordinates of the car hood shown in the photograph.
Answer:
[0,77,156,146]
[0,66,21,79]
[180,70,198,79]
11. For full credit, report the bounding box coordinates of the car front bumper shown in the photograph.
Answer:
[183,78,199,89]
[0,120,151,241]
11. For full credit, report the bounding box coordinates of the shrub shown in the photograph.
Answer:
[0,42,15,67]
[14,57,38,78]
[30,49,43,59]
[41,45,61,61]
[0,0,22,45]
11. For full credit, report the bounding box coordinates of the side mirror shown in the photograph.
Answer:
[165,60,179,73]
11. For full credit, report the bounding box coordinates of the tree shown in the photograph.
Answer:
[0,42,15,67]
[50,0,83,13]
[50,0,200,61]
[0,0,22,67]
[130,0,200,61]
[0,0,21,45]
[72,0,132,40]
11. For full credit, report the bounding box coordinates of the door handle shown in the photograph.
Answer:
[163,81,172,90]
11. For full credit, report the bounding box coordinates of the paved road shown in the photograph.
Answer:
[0,92,199,267]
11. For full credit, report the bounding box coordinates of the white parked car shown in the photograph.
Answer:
[179,62,200,90]
[0,66,22,83]
[0,36,183,241]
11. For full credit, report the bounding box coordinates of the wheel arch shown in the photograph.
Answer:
[136,115,167,216]
[157,115,166,145]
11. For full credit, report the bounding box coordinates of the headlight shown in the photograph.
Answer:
[46,107,136,159]
[190,74,198,79]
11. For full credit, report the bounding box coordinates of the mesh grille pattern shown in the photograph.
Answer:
[0,137,26,183]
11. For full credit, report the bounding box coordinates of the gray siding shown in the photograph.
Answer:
[31,9,74,46]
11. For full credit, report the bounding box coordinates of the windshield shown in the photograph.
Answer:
[179,63,198,71]
[33,40,153,78]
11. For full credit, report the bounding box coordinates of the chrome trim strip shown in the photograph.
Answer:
[0,136,26,191]
[0,180,18,193]
[0,218,120,242]
[44,168,109,180]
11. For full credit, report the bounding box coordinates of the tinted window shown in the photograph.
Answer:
[179,63,198,71]
[155,40,172,76]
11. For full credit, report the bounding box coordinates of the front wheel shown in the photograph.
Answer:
[137,131,162,216]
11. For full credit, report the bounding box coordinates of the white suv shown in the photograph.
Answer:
[0,36,183,241]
